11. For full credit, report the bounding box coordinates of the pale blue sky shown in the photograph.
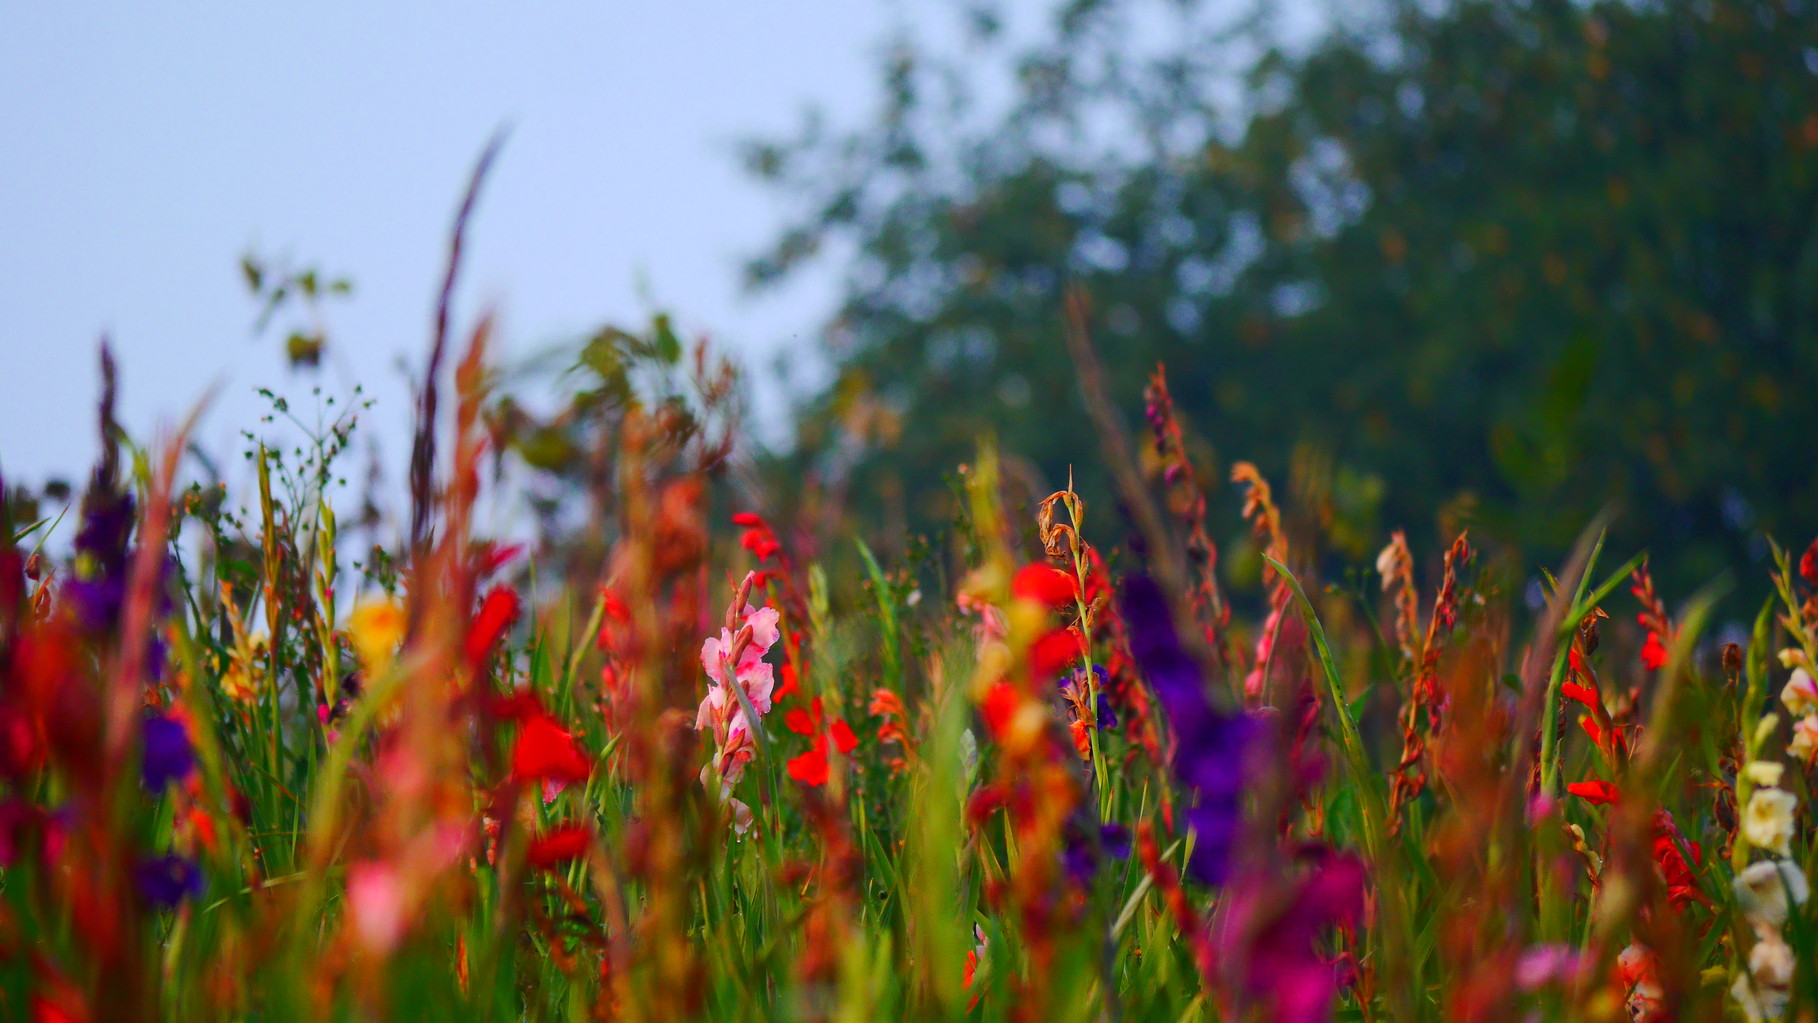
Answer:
[1,3,933,489]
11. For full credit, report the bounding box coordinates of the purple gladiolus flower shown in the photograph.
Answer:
[1120,573,1253,885]
[135,854,202,907]
[141,713,194,790]
[1063,821,1132,885]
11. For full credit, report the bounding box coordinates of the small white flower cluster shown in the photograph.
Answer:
[1730,859,1809,1022]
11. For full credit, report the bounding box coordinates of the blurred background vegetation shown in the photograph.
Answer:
[734,0,1818,600]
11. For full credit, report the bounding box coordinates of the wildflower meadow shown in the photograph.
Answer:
[7,172,1818,1023]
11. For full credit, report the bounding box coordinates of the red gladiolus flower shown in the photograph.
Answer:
[1799,537,1818,586]
[526,823,591,870]
[1029,627,1084,679]
[1566,780,1620,806]
[774,662,801,703]
[1651,811,1706,911]
[980,682,1020,738]
[1561,681,1598,708]
[1567,647,1588,676]
[783,697,857,787]
[510,710,591,786]
[1011,564,1078,609]
[465,585,521,672]
[1579,716,1603,745]
[732,512,781,563]
[1640,631,1668,671]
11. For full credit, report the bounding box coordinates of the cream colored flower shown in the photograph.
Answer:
[1733,936,1795,1022]
[1781,668,1818,717]
[1791,715,1818,764]
[1734,860,1809,931]
[1746,761,1786,788]
[1744,788,1799,857]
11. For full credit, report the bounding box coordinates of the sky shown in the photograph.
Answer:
[0,2,935,492]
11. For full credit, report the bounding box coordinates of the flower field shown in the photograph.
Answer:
[4,324,1818,1023]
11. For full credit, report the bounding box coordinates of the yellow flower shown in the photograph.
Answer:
[1744,787,1798,857]
[349,598,407,677]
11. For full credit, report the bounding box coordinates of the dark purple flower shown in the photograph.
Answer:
[1063,820,1133,886]
[1120,573,1253,885]
[140,713,193,790]
[135,853,202,907]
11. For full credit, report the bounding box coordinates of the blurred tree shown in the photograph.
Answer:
[745,0,1818,594]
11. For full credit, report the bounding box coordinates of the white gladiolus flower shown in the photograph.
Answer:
[1744,788,1799,857]
[1745,761,1786,788]
[1734,860,1809,931]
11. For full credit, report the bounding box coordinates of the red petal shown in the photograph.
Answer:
[465,585,522,671]
[1568,647,1587,676]
[787,746,829,786]
[1566,780,1620,805]
[1011,564,1079,609]
[783,707,816,736]
[731,512,766,528]
[527,823,591,869]
[1561,681,1598,708]
[981,683,1020,738]
[774,663,800,702]
[831,719,857,754]
[1578,715,1602,744]
[1029,628,1084,679]
[1641,632,1668,670]
[511,711,591,786]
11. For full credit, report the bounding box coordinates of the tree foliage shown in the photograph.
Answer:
[747,0,1818,592]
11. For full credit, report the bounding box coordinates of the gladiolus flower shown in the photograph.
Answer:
[1011,563,1078,609]
[1790,714,1818,763]
[732,512,781,562]
[1734,860,1809,930]
[1028,627,1083,679]
[1743,787,1798,857]
[1617,944,1665,1023]
[527,823,591,869]
[784,697,857,786]
[1781,668,1818,717]
[1122,574,1253,885]
[1561,680,1598,707]
[1566,780,1620,805]
[1639,631,1668,670]
[135,854,201,908]
[141,713,194,790]
[465,585,521,672]
[510,710,591,787]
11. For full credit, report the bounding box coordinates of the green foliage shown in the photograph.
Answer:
[748,0,1818,596]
